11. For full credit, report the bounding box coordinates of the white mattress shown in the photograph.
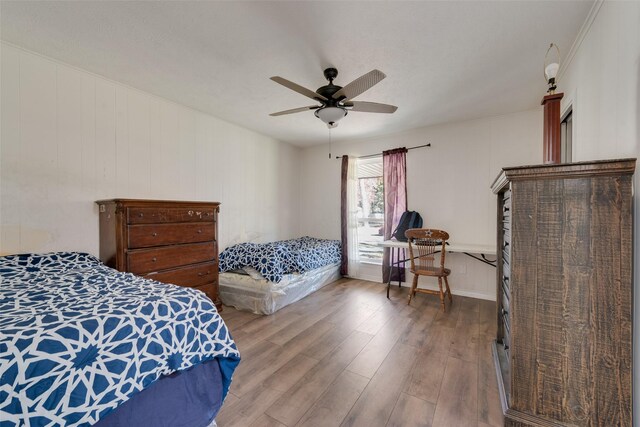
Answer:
[219,262,341,315]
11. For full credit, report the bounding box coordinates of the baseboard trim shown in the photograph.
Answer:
[352,277,496,302]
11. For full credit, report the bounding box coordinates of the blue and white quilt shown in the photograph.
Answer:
[0,252,240,427]
[218,236,341,283]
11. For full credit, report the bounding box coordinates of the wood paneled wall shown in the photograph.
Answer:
[1,44,301,255]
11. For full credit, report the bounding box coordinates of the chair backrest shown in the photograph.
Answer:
[405,228,450,271]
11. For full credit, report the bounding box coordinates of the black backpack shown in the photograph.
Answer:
[391,211,423,241]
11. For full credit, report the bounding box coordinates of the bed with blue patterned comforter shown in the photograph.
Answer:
[218,236,341,283]
[0,252,240,427]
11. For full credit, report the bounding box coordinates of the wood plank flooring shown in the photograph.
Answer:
[216,278,503,427]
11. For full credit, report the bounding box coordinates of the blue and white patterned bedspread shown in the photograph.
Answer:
[218,236,341,283]
[0,252,240,427]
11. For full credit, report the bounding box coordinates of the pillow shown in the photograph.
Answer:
[242,266,265,281]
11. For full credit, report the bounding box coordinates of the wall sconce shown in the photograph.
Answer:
[544,43,560,94]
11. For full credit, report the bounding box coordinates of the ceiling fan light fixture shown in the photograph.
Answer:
[315,106,347,127]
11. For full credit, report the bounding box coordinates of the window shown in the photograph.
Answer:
[356,158,384,264]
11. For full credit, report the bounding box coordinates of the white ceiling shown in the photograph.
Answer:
[0,1,593,147]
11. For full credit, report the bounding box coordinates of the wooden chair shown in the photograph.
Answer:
[405,228,452,311]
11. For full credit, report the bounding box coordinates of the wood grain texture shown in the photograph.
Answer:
[386,393,435,427]
[341,343,418,427]
[533,178,564,419]
[143,261,216,288]
[431,356,478,427]
[449,298,480,362]
[215,385,283,427]
[509,179,538,414]
[297,370,370,427]
[403,346,447,404]
[128,222,215,248]
[491,159,635,427]
[346,315,412,379]
[398,301,439,349]
[97,199,221,307]
[590,174,633,426]
[265,331,373,426]
[249,414,287,427]
[127,241,215,274]
[478,337,503,427]
[218,280,503,426]
[560,177,592,423]
[541,92,563,164]
[262,354,320,393]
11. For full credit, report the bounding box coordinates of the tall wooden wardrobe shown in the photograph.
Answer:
[491,159,635,426]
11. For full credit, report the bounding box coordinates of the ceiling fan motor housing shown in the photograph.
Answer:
[316,68,343,103]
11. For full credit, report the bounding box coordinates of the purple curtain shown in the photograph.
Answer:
[340,155,349,276]
[382,148,408,283]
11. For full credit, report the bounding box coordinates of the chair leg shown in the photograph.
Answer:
[438,277,445,312]
[408,274,419,305]
[444,276,452,303]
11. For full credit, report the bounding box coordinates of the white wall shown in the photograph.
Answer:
[559,1,638,162]
[0,43,301,256]
[299,108,542,300]
[555,0,640,423]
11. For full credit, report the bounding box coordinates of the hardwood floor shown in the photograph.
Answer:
[216,278,504,427]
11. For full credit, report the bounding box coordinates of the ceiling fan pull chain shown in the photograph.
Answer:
[329,127,333,159]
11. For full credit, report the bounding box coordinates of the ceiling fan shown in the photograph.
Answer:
[269,68,397,128]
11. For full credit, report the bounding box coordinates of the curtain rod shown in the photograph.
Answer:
[334,143,431,160]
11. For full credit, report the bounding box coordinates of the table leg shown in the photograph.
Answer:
[397,247,403,288]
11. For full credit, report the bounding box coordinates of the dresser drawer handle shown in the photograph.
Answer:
[197,229,203,234]
[197,271,210,277]
[152,257,157,262]
[188,210,194,216]
[151,232,158,237]
[138,213,144,218]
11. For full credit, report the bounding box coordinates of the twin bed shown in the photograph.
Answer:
[218,237,342,314]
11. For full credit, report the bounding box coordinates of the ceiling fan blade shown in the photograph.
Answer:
[270,76,328,102]
[344,101,397,113]
[332,69,386,101]
[269,105,320,116]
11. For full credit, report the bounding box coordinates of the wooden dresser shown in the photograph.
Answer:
[491,159,635,426]
[96,199,221,310]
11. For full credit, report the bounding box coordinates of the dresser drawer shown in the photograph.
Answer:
[127,207,216,224]
[193,282,216,300]
[128,223,215,248]
[144,262,217,288]
[127,242,215,275]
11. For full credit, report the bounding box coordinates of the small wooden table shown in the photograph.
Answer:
[378,240,497,298]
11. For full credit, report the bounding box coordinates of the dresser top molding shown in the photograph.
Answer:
[96,198,220,208]
[491,158,636,194]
